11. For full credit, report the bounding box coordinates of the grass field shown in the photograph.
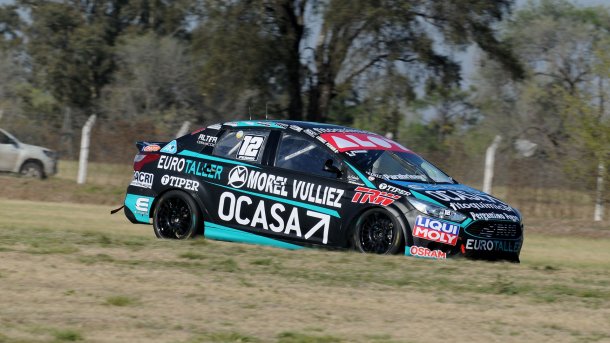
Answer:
[0,198,609,343]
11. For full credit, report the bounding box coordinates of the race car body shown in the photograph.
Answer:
[123,121,523,261]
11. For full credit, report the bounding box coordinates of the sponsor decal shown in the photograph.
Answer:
[320,132,410,152]
[465,239,521,253]
[160,140,178,154]
[412,216,460,246]
[289,125,303,132]
[143,144,161,152]
[408,246,447,259]
[368,172,427,182]
[130,171,154,189]
[272,122,288,129]
[228,165,248,188]
[135,197,150,212]
[160,174,200,191]
[218,192,331,244]
[236,135,265,161]
[347,174,365,186]
[303,129,317,138]
[424,189,519,222]
[208,123,222,130]
[157,155,223,180]
[124,194,154,223]
[378,183,411,196]
[197,134,217,146]
[226,166,343,208]
[469,212,519,222]
[351,186,400,206]
[190,127,206,135]
[225,122,238,127]
[312,127,367,134]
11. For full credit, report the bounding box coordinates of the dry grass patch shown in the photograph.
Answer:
[0,199,609,343]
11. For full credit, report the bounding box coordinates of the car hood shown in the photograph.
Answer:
[20,143,52,154]
[382,180,521,223]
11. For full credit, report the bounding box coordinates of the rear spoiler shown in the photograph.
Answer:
[136,141,167,152]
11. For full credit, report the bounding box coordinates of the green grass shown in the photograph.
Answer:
[105,295,136,307]
[52,329,83,342]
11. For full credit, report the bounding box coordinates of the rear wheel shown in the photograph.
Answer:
[351,208,404,254]
[20,161,44,179]
[153,190,201,239]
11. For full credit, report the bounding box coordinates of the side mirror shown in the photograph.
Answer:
[9,138,19,148]
[323,159,342,178]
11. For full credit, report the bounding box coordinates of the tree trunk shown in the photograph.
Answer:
[276,0,305,121]
[307,69,334,123]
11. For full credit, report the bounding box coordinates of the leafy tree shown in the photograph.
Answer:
[0,4,22,50]
[100,33,204,126]
[195,0,523,122]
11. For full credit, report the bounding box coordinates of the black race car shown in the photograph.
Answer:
[123,120,523,261]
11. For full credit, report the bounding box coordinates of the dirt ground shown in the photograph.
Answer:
[0,197,609,343]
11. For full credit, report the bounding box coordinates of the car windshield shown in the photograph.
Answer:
[346,150,455,184]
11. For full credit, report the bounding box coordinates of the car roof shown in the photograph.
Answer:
[220,120,370,132]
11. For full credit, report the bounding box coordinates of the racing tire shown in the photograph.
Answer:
[351,208,404,254]
[153,190,202,239]
[20,161,45,179]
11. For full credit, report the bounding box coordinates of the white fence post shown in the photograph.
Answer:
[77,114,97,185]
[483,135,502,194]
[594,161,605,221]
[175,121,191,138]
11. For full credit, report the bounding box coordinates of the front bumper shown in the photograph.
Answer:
[406,212,523,261]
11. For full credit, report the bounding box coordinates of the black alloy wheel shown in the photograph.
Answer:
[352,208,404,254]
[153,190,201,239]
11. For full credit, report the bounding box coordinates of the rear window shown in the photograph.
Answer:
[213,130,270,164]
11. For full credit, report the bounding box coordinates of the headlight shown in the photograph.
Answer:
[43,150,57,159]
[407,196,467,223]
[134,154,146,163]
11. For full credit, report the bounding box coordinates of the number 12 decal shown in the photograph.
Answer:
[237,135,265,161]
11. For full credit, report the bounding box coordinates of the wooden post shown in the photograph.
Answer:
[483,135,502,194]
[77,115,97,184]
[594,161,605,221]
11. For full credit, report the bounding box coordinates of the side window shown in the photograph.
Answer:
[213,130,270,163]
[275,132,341,178]
[0,132,9,144]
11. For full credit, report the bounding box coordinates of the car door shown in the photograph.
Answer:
[208,128,280,234]
[0,130,20,172]
[264,131,351,247]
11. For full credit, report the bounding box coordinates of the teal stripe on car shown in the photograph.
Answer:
[209,182,340,218]
[460,218,473,228]
[124,194,154,223]
[345,162,376,189]
[204,222,303,250]
[410,190,446,207]
[178,150,259,168]
[230,121,285,129]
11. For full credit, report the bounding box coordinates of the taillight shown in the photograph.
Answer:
[134,153,160,171]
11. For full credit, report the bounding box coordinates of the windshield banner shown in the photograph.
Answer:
[320,133,411,153]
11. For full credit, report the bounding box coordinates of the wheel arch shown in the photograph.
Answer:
[149,187,212,234]
[344,204,412,249]
[19,159,46,178]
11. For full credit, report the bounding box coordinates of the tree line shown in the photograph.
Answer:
[0,0,608,206]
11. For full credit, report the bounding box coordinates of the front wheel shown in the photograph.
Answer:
[153,190,202,239]
[20,161,44,179]
[351,208,404,254]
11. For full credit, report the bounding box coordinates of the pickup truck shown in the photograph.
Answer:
[0,128,58,179]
